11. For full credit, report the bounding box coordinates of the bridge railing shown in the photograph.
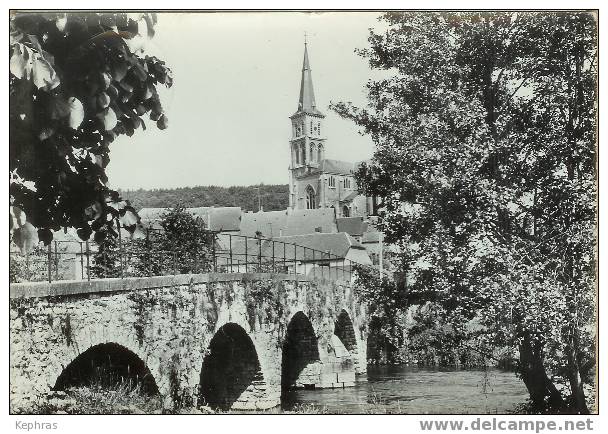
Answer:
[9,231,366,284]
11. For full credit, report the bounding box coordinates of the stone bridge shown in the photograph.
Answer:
[9,272,368,412]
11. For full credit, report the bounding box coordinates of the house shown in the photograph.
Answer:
[336,216,368,243]
[218,231,371,276]
[266,232,372,275]
[239,208,337,238]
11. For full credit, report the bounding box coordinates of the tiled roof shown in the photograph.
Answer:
[362,230,381,243]
[205,207,242,232]
[336,217,368,236]
[283,208,337,236]
[138,206,242,232]
[314,159,355,175]
[268,232,365,261]
[239,210,289,238]
[340,191,359,202]
[137,207,167,221]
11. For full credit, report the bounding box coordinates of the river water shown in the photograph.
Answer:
[281,366,529,414]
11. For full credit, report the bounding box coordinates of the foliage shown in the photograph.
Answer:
[9,244,48,283]
[90,229,121,278]
[9,12,173,247]
[354,265,408,364]
[119,184,290,212]
[335,12,596,413]
[131,206,214,276]
[18,384,163,415]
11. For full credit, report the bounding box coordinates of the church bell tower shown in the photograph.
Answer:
[288,39,326,210]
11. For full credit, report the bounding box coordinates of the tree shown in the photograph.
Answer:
[90,226,121,278]
[9,12,173,248]
[132,206,213,276]
[333,12,596,413]
[354,265,409,364]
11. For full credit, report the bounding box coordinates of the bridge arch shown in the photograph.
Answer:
[281,311,321,392]
[53,342,159,395]
[334,309,362,373]
[199,322,266,410]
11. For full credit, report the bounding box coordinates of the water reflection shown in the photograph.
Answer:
[281,365,529,414]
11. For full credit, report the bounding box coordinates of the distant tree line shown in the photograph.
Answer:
[118,184,289,211]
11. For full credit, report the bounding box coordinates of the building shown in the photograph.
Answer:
[239,208,339,239]
[138,206,242,233]
[288,41,374,218]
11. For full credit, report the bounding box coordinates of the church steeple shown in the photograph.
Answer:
[289,38,327,210]
[298,40,317,113]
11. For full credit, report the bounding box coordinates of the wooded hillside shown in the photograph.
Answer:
[119,184,289,211]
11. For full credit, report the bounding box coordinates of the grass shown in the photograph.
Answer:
[19,380,164,415]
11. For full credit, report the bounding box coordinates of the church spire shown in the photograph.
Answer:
[297,39,318,113]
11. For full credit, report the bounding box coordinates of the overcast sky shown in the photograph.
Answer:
[105,12,386,190]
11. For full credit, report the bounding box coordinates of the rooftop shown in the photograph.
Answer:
[138,206,242,232]
[336,216,368,237]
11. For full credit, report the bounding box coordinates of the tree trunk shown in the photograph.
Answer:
[518,333,564,411]
[565,342,590,414]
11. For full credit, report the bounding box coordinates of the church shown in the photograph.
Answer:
[288,41,374,219]
[138,41,385,266]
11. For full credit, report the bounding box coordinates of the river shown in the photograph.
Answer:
[281,366,529,414]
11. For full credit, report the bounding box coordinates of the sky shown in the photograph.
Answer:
[105,12,386,190]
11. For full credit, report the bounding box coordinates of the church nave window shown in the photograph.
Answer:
[344,178,351,189]
[328,176,336,188]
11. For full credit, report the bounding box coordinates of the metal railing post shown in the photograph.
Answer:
[312,248,316,280]
[303,247,307,276]
[47,243,52,283]
[283,242,286,273]
[54,241,59,280]
[146,228,151,277]
[294,243,297,275]
[228,234,232,273]
[244,236,248,273]
[212,232,217,272]
[272,241,275,272]
[80,242,84,280]
[258,237,262,271]
[118,220,124,278]
[85,241,91,281]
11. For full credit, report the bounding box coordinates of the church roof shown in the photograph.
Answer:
[340,191,359,203]
[292,42,325,118]
[312,159,355,175]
